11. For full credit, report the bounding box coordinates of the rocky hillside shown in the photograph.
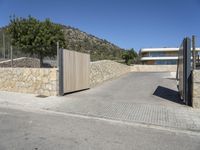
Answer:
[61,25,124,61]
[0,25,125,61]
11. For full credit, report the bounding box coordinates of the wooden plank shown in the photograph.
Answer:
[62,49,90,93]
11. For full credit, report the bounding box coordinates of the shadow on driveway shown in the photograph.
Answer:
[153,86,185,105]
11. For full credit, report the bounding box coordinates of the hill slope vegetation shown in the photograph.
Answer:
[0,25,125,61]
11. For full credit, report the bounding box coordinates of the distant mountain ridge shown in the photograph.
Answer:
[0,24,125,61]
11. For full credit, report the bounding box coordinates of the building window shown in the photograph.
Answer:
[154,60,177,65]
[143,52,177,57]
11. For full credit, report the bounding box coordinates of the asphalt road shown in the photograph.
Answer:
[0,106,200,150]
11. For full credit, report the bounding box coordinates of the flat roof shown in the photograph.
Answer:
[140,48,200,53]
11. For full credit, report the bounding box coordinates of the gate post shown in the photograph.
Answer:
[10,45,13,68]
[192,35,196,69]
[183,38,192,106]
[58,49,64,96]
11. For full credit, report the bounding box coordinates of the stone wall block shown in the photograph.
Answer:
[89,60,130,87]
[130,65,176,72]
[0,68,58,96]
[193,98,200,109]
[193,70,200,83]
[192,70,200,109]
[0,57,40,68]
[193,83,200,98]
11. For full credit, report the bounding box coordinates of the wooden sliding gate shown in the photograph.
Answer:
[59,49,90,95]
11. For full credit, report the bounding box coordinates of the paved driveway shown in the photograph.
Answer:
[61,72,182,106]
[49,72,200,131]
[55,72,185,115]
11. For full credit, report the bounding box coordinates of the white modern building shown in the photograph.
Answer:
[140,47,200,65]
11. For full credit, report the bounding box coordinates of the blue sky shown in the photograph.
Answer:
[0,0,200,51]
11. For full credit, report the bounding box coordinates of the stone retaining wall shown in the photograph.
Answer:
[0,57,40,68]
[0,68,58,96]
[131,65,177,72]
[0,60,179,97]
[89,60,130,87]
[0,60,130,96]
[192,70,200,108]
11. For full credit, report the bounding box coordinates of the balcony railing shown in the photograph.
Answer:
[142,53,178,57]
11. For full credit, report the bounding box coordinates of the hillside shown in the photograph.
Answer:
[0,25,125,61]
[61,25,124,61]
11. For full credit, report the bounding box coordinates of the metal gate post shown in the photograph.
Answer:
[10,45,13,68]
[58,49,64,96]
[183,38,192,106]
[192,35,196,69]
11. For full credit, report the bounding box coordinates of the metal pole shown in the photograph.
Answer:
[57,41,59,68]
[2,32,5,59]
[184,37,192,106]
[192,35,196,69]
[10,45,13,67]
[57,41,64,96]
[58,48,64,96]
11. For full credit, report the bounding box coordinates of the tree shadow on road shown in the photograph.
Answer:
[153,86,185,105]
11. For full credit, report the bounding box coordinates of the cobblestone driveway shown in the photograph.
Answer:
[54,72,200,131]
